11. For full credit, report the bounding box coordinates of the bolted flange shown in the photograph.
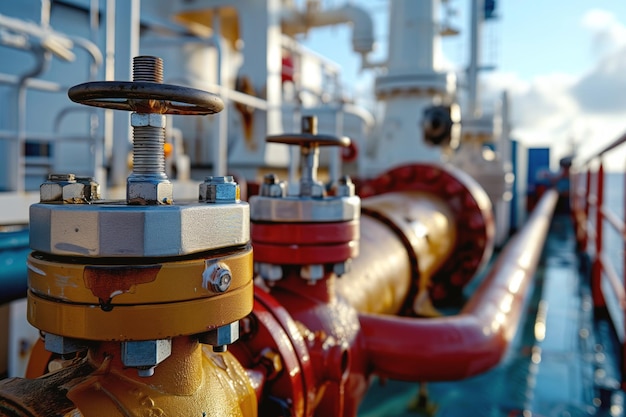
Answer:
[267,115,350,199]
[250,116,360,286]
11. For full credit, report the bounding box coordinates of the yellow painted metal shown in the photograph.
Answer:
[71,339,257,416]
[336,191,456,315]
[1,338,257,416]
[26,248,254,340]
[336,215,412,314]
[27,281,253,340]
[28,248,253,304]
[362,191,456,280]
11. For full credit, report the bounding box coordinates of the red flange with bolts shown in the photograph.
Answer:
[252,221,359,265]
[356,162,495,308]
[249,115,360,281]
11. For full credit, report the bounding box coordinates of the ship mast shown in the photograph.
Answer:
[467,0,482,120]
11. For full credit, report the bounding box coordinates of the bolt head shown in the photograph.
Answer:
[332,176,355,197]
[137,367,156,377]
[199,177,240,203]
[333,260,352,277]
[76,176,101,201]
[44,334,87,355]
[260,181,286,198]
[310,182,326,198]
[131,113,166,128]
[260,174,287,198]
[40,174,94,203]
[213,270,232,292]
[127,178,173,204]
[199,322,240,348]
[263,174,277,184]
[203,262,232,293]
[257,262,283,281]
[300,264,324,284]
[121,339,172,368]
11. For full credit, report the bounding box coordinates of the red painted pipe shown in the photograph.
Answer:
[360,189,558,381]
[592,163,606,309]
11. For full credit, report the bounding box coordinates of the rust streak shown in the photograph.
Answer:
[84,265,161,309]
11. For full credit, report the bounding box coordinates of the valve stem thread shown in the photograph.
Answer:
[132,126,166,176]
[133,56,163,83]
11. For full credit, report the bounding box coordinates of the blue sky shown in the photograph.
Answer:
[495,0,626,80]
[298,0,626,169]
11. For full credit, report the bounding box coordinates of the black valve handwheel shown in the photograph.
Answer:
[68,81,224,115]
[267,133,350,148]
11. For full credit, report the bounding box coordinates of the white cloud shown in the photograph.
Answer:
[481,9,626,168]
[572,9,626,115]
[581,9,626,56]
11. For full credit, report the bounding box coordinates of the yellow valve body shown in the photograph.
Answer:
[0,339,257,417]
[27,248,253,340]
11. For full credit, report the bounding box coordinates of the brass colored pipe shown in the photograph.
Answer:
[336,191,456,315]
[362,191,457,283]
[335,214,412,314]
[359,189,558,381]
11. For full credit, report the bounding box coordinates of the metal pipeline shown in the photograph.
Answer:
[336,191,457,315]
[339,163,494,313]
[359,189,558,381]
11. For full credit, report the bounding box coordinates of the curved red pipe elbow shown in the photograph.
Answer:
[361,190,558,381]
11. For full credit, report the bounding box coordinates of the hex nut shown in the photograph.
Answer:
[45,333,87,355]
[40,174,91,203]
[127,178,173,204]
[203,262,232,293]
[301,264,324,284]
[121,339,172,368]
[199,322,240,350]
[76,176,101,201]
[130,113,166,128]
[199,176,240,203]
[257,262,283,282]
[260,181,287,198]
[333,260,352,277]
[332,176,355,197]
[310,182,326,198]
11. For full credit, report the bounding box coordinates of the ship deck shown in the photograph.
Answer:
[358,214,625,417]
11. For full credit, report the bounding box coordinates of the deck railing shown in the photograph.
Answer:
[571,131,626,390]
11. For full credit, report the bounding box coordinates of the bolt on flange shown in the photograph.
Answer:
[266,115,351,199]
[68,54,224,205]
[199,176,240,203]
[198,322,240,352]
[202,262,233,293]
[40,173,101,203]
[44,333,88,356]
[259,173,286,198]
[121,339,172,377]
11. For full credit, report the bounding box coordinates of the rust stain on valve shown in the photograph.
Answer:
[83,265,161,310]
